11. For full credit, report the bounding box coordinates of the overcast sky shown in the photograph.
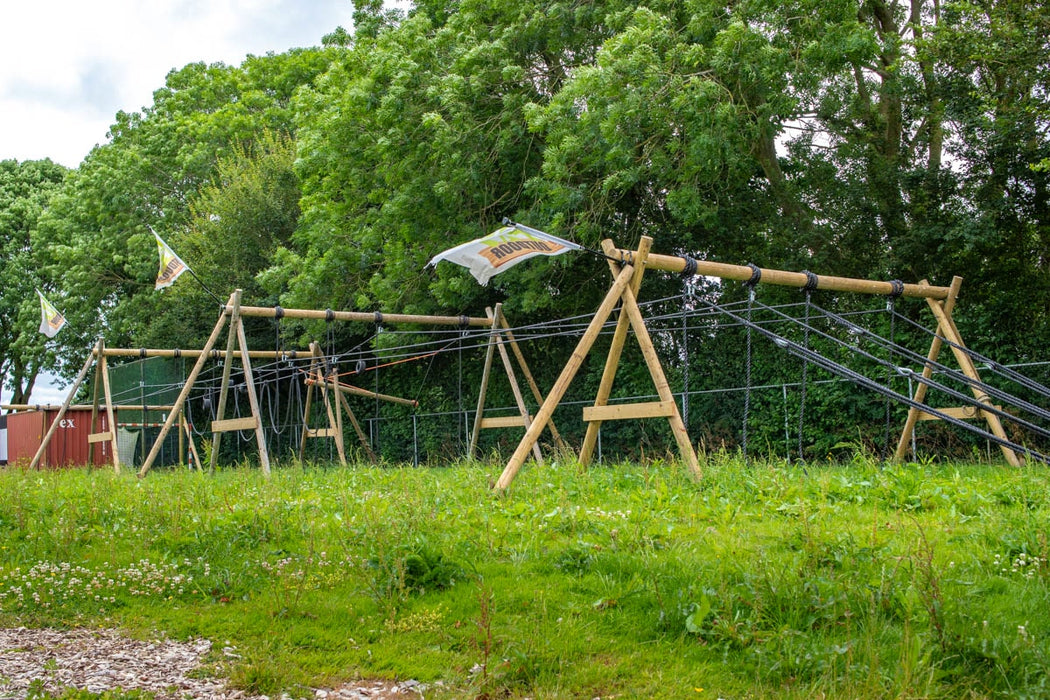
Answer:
[1,0,353,405]
[0,0,353,168]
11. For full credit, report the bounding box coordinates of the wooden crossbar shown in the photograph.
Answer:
[87,432,113,444]
[211,417,259,432]
[480,415,529,429]
[916,405,1003,421]
[583,401,676,422]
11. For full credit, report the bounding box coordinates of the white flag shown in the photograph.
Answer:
[152,228,190,290]
[37,289,66,338]
[428,222,582,285]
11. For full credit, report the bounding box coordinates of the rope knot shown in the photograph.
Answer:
[746,263,762,286]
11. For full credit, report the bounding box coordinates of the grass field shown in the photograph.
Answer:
[0,453,1048,699]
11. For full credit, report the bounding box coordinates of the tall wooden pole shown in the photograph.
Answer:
[469,307,501,458]
[495,264,636,490]
[99,353,121,472]
[495,308,569,453]
[578,238,653,466]
[234,303,271,475]
[210,290,243,471]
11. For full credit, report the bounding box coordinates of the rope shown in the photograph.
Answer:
[742,285,755,462]
[797,290,812,462]
[699,297,1050,464]
[758,299,1050,438]
[882,296,896,459]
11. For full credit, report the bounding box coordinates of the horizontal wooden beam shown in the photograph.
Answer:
[479,415,529,429]
[94,348,309,360]
[233,306,491,327]
[583,400,677,422]
[304,377,418,407]
[211,417,259,433]
[916,405,1001,421]
[608,245,951,300]
[2,404,176,412]
[305,427,337,438]
[87,432,113,443]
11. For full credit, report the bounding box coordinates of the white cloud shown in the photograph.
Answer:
[0,0,351,167]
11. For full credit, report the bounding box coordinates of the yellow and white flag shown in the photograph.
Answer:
[37,289,66,338]
[152,228,190,290]
[428,222,582,285]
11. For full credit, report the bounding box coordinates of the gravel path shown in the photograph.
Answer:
[0,628,423,700]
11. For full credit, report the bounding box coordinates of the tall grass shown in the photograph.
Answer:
[0,454,1047,698]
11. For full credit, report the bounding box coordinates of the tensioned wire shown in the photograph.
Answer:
[886,305,1050,400]
[745,297,1050,437]
[754,297,1050,427]
[695,296,1050,464]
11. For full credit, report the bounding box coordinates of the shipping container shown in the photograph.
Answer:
[4,409,112,468]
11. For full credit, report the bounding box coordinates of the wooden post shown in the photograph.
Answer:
[491,307,543,464]
[234,304,271,476]
[29,339,102,470]
[99,352,121,473]
[471,305,543,463]
[88,343,104,466]
[298,351,317,462]
[178,411,186,467]
[182,414,203,472]
[495,264,636,489]
[138,294,235,477]
[301,342,346,465]
[894,277,1019,466]
[578,238,653,466]
[210,290,243,471]
[495,308,570,453]
[334,389,378,462]
[895,278,959,460]
[469,307,501,458]
[923,292,1020,466]
[617,281,702,478]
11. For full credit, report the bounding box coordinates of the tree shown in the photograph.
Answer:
[0,159,68,403]
[33,49,335,361]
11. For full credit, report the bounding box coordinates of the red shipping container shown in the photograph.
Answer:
[4,409,111,468]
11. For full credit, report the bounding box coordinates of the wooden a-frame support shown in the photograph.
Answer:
[28,338,193,472]
[895,276,1021,466]
[138,289,270,477]
[469,303,569,462]
[495,236,701,490]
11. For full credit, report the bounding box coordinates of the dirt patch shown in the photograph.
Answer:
[0,628,423,699]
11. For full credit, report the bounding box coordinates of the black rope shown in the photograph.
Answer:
[700,298,1050,464]
[888,280,905,299]
[888,306,1050,401]
[797,290,812,462]
[742,285,755,462]
[802,270,819,292]
[882,296,897,459]
[758,298,1050,438]
[747,263,762,286]
[681,256,698,277]
[802,302,1050,426]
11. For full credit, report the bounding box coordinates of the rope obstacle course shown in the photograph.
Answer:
[24,235,1049,481]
